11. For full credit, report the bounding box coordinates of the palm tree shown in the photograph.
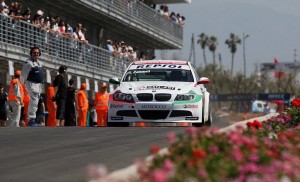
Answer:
[197,33,209,67]
[208,36,218,65]
[225,33,241,77]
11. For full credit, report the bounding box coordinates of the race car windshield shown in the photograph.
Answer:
[122,69,194,82]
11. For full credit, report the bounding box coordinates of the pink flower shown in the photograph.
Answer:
[86,164,108,180]
[198,168,208,178]
[239,163,259,173]
[232,147,244,162]
[208,145,219,154]
[185,127,197,136]
[166,132,176,144]
[151,169,168,182]
[249,153,259,163]
[163,159,174,172]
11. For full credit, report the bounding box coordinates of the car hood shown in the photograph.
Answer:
[117,82,197,94]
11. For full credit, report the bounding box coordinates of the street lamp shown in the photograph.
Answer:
[243,33,249,78]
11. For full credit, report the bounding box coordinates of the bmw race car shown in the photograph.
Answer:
[108,60,211,127]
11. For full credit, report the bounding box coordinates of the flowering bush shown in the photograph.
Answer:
[286,98,300,124]
[86,98,300,182]
[136,99,300,182]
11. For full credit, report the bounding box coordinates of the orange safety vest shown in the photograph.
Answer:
[22,84,30,103]
[46,85,56,126]
[46,85,55,107]
[8,79,24,101]
[94,92,109,110]
[77,90,89,110]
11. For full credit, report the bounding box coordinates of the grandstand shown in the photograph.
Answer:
[0,0,189,97]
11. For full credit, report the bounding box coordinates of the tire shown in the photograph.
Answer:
[205,109,212,126]
[192,122,203,127]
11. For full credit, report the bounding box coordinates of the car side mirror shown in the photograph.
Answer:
[197,77,210,84]
[109,77,120,85]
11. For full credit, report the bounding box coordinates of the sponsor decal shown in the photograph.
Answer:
[133,70,150,74]
[141,105,167,109]
[183,104,198,108]
[185,117,199,120]
[146,86,175,90]
[110,104,124,109]
[136,86,175,91]
[133,61,187,65]
[136,64,183,69]
[111,116,123,120]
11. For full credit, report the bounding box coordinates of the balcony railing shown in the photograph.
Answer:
[79,0,183,45]
[0,14,132,78]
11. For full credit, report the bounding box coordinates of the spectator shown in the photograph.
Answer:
[53,16,61,31]
[94,83,109,127]
[0,0,7,9]
[263,103,271,115]
[32,10,44,27]
[13,2,21,16]
[53,65,68,126]
[176,13,182,23]
[8,70,24,127]
[139,51,147,61]
[80,27,88,44]
[18,8,31,22]
[158,5,164,15]
[77,83,89,127]
[104,39,114,52]
[170,12,178,23]
[73,23,84,41]
[21,47,44,127]
[87,103,97,127]
[128,46,137,61]
[0,5,9,16]
[0,0,8,16]
[22,83,30,126]
[8,2,15,16]
[65,78,77,126]
[65,23,73,38]
[46,81,56,126]
[163,5,169,20]
[58,20,65,33]
[0,84,8,127]
[179,16,185,26]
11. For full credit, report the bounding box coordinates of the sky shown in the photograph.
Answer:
[157,0,300,76]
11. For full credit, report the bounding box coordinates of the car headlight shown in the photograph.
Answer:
[113,91,134,102]
[175,94,195,101]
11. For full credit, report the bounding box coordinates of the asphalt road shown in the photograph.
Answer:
[0,119,231,182]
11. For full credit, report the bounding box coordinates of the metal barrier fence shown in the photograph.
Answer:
[0,14,132,78]
[81,0,183,44]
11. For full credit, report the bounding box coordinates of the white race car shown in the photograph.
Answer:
[108,60,211,127]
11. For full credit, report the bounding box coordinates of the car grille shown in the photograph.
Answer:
[137,93,153,101]
[137,93,172,102]
[138,110,170,120]
[155,94,171,101]
[116,110,138,117]
[170,110,193,117]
